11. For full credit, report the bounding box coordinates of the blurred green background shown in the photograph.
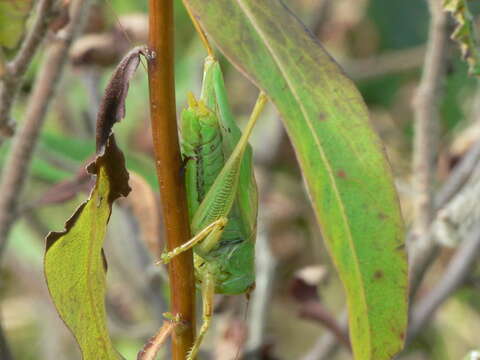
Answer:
[1,0,480,359]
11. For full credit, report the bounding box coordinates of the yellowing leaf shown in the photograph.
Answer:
[44,136,129,360]
[44,47,146,360]
[0,0,33,49]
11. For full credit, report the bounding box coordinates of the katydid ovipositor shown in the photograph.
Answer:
[159,56,267,359]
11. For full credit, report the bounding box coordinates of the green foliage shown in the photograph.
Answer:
[444,0,480,76]
[0,0,33,49]
[368,0,428,50]
[183,1,408,359]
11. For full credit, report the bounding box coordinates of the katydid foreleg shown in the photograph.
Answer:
[159,218,227,263]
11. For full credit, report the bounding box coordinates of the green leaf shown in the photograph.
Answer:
[0,0,33,49]
[444,0,480,76]
[0,143,72,183]
[44,47,146,360]
[183,1,408,359]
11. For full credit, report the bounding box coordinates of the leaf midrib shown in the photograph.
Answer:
[235,0,371,351]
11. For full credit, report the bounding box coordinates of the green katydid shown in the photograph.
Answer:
[158,56,267,359]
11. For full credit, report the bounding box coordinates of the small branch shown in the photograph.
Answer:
[411,0,449,239]
[147,1,196,359]
[407,158,480,343]
[409,141,480,295]
[0,0,92,256]
[431,162,480,247]
[342,45,426,81]
[301,311,348,360]
[0,0,57,140]
[435,140,480,208]
[138,319,183,360]
[407,225,480,343]
[245,206,277,352]
[298,302,350,351]
[9,0,56,77]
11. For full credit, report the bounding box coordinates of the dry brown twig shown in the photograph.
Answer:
[0,0,92,255]
[407,225,480,343]
[301,311,348,360]
[343,45,426,81]
[137,316,186,360]
[408,139,480,296]
[0,0,58,141]
[432,162,480,248]
[411,0,449,240]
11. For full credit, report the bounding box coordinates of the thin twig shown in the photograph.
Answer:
[432,162,480,247]
[411,0,449,239]
[0,0,57,140]
[245,206,277,353]
[138,319,183,360]
[0,0,92,256]
[147,1,196,358]
[301,311,348,360]
[408,0,449,299]
[435,140,480,208]
[407,225,480,343]
[298,302,350,351]
[342,45,426,81]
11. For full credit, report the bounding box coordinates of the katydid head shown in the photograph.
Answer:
[181,95,220,149]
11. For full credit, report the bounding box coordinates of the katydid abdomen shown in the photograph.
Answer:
[180,86,256,295]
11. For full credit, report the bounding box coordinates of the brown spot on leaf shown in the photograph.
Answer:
[378,212,388,220]
[318,112,328,121]
[396,244,406,252]
[374,270,383,280]
[337,169,346,178]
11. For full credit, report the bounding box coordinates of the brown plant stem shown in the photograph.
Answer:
[411,0,448,239]
[302,311,348,360]
[147,1,196,359]
[0,0,91,256]
[409,137,480,297]
[0,0,56,140]
[298,302,351,351]
[409,0,449,292]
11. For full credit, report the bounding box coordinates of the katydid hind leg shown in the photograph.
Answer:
[187,271,216,360]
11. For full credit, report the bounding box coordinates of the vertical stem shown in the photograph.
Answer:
[409,0,449,291]
[411,0,448,237]
[147,1,196,359]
